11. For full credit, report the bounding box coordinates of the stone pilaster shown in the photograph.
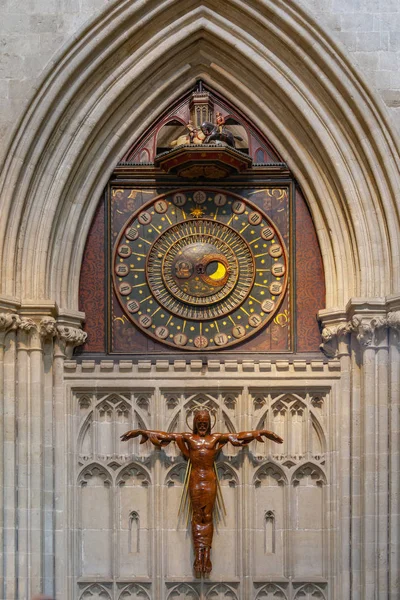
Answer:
[0,310,86,600]
[319,306,397,600]
[0,313,20,600]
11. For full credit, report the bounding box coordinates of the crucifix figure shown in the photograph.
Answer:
[121,409,283,575]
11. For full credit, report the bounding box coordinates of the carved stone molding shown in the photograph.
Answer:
[18,317,37,332]
[387,311,400,346]
[0,311,87,357]
[56,325,87,358]
[320,313,392,357]
[0,312,21,334]
[350,315,387,347]
[40,317,58,340]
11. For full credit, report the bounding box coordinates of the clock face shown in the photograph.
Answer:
[112,189,288,351]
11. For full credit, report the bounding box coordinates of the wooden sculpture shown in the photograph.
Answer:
[121,409,283,576]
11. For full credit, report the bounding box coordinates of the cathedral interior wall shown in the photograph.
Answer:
[0,2,399,600]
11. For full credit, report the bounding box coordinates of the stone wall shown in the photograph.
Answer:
[0,2,399,599]
[1,0,400,166]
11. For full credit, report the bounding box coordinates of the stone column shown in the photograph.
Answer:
[0,313,20,600]
[336,330,352,600]
[52,324,87,600]
[0,309,86,600]
[321,307,397,600]
[387,312,400,600]
[16,319,37,600]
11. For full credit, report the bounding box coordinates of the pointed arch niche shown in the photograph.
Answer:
[78,83,325,356]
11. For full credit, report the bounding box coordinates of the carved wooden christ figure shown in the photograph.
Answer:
[121,409,283,575]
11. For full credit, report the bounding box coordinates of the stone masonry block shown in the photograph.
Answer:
[81,360,95,371]
[341,13,374,31]
[225,360,238,371]
[259,360,272,371]
[173,360,186,371]
[99,360,114,371]
[30,14,63,34]
[138,360,152,371]
[242,360,255,371]
[190,360,203,371]
[155,360,169,371]
[207,360,221,371]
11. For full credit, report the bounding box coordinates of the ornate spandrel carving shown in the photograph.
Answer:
[79,583,112,600]
[167,583,200,599]
[118,582,150,599]
[292,463,326,488]
[117,463,151,487]
[135,394,150,412]
[253,463,287,488]
[165,461,188,487]
[255,583,287,599]
[293,583,326,599]
[252,392,268,410]
[223,392,239,410]
[205,583,238,599]
[78,394,92,410]
[165,394,180,409]
[79,463,112,488]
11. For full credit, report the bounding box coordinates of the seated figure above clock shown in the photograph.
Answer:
[171,112,242,149]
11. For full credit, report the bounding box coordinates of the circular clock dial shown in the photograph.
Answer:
[113,189,288,350]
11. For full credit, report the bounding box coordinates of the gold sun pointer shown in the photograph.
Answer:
[190,207,205,218]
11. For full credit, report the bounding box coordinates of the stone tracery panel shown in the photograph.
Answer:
[163,462,193,578]
[78,464,113,578]
[79,583,112,600]
[255,583,288,599]
[116,464,151,578]
[291,464,327,578]
[253,463,287,578]
[166,583,200,599]
[72,387,332,599]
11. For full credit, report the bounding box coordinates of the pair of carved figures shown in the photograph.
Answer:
[170,112,241,149]
[121,410,283,576]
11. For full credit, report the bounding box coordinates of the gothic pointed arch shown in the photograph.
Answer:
[0,0,398,321]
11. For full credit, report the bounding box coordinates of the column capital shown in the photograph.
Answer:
[319,299,394,357]
[0,309,86,356]
[56,325,87,358]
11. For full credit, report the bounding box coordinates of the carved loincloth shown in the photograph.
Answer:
[189,478,217,549]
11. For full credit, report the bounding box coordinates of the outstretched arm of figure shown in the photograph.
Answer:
[217,430,283,447]
[120,429,178,447]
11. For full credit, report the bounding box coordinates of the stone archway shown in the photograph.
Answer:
[0,0,398,315]
[0,2,399,599]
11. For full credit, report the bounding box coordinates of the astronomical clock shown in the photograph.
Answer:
[112,188,288,351]
[79,83,325,355]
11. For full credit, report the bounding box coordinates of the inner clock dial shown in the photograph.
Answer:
[146,219,253,318]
